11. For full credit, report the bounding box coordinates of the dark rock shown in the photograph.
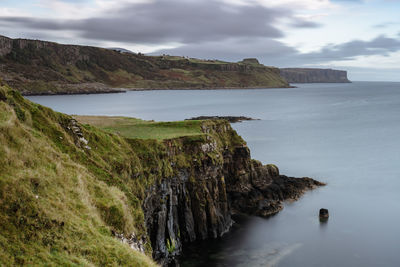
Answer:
[0,88,6,101]
[319,208,329,219]
[240,58,260,65]
[186,116,258,123]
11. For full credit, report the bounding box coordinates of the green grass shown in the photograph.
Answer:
[0,84,248,266]
[0,86,158,266]
[75,116,203,140]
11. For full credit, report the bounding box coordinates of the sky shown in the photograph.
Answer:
[0,0,399,81]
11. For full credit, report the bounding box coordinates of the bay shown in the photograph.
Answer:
[27,81,400,267]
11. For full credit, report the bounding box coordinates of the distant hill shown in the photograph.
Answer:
[280,68,350,83]
[0,35,289,95]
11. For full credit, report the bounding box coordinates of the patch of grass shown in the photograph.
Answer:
[166,238,176,254]
[75,116,203,140]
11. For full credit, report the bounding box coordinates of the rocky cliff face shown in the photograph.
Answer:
[280,68,350,83]
[141,122,324,266]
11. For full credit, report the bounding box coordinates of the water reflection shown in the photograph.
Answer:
[319,217,328,231]
[181,215,306,267]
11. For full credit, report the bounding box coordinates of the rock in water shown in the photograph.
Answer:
[319,208,329,220]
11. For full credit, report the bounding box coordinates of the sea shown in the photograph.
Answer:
[27,81,400,267]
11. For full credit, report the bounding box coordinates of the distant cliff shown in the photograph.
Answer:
[280,68,350,83]
[0,35,289,95]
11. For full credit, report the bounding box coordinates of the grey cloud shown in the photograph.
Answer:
[373,21,400,28]
[150,37,297,63]
[152,35,400,67]
[289,20,320,28]
[0,0,319,45]
[299,35,400,63]
[0,0,278,44]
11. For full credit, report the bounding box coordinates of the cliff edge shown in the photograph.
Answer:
[280,68,350,83]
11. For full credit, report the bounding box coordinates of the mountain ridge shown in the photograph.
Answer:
[0,35,290,95]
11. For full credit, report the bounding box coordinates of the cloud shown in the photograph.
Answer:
[0,0,320,45]
[289,19,320,28]
[299,35,400,63]
[152,35,400,67]
[373,21,400,28]
[151,37,297,62]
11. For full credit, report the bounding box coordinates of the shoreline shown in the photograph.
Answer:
[22,85,296,96]
[22,89,127,96]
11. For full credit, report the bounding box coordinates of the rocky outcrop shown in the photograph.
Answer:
[186,116,257,123]
[280,68,350,83]
[141,122,324,266]
[0,35,13,56]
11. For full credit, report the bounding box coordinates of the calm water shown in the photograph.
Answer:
[28,82,400,267]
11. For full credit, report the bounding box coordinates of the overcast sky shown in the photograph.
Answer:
[0,0,399,81]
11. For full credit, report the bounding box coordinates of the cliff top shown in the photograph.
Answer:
[74,115,204,140]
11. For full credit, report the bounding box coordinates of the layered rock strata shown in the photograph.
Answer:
[280,68,350,83]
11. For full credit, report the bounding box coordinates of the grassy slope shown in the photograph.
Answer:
[0,36,289,94]
[74,116,203,140]
[0,84,158,266]
[0,83,245,266]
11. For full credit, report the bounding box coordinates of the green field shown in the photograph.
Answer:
[74,116,203,140]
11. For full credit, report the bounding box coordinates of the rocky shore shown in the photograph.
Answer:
[186,116,258,123]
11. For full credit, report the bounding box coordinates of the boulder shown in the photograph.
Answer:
[319,208,329,220]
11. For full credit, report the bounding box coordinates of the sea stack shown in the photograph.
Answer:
[319,208,329,221]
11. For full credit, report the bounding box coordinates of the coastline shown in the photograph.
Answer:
[21,88,127,96]
[22,85,296,96]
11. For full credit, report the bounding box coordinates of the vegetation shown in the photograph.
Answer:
[0,36,290,95]
[74,116,203,140]
[166,238,176,254]
[0,83,246,266]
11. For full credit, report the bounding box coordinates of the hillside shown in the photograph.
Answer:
[280,68,350,83]
[0,82,323,266]
[0,36,289,95]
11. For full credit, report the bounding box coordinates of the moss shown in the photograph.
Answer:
[166,238,176,253]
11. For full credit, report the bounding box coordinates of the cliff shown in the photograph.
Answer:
[280,68,350,83]
[0,83,323,266]
[0,35,289,95]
